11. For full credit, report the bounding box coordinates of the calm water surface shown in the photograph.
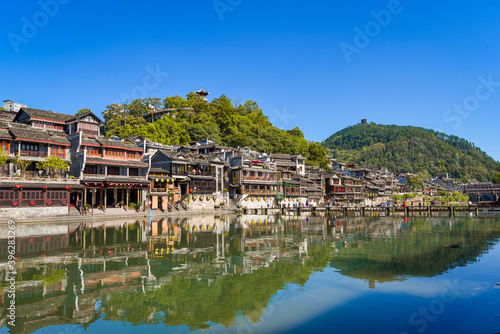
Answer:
[1,213,499,334]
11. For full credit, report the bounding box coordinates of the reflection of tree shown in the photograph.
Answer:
[330,218,500,285]
[6,216,500,333]
[99,247,330,330]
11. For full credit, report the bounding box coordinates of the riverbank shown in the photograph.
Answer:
[0,207,238,224]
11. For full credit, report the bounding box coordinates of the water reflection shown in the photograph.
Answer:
[0,214,499,333]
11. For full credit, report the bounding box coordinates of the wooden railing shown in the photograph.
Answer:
[50,153,66,159]
[242,176,273,181]
[244,190,277,195]
[20,150,47,158]
[81,129,99,136]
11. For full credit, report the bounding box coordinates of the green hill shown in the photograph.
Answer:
[102,93,330,168]
[322,123,499,182]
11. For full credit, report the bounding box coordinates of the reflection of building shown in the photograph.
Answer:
[2,214,499,332]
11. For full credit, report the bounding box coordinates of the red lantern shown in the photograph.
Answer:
[15,184,22,189]
[46,200,52,206]
[65,186,71,190]
[43,186,48,190]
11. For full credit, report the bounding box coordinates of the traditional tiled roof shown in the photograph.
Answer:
[96,137,143,150]
[82,176,150,184]
[82,137,100,146]
[65,111,103,124]
[269,153,293,160]
[149,167,169,174]
[0,129,12,140]
[192,158,210,166]
[15,107,74,123]
[9,126,70,145]
[189,175,216,180]
[273,159,295,166]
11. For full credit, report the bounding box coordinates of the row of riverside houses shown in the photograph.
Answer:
[0,103,408,219]
[0,106,150,219]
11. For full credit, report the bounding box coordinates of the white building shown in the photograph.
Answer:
[3,100,27,112]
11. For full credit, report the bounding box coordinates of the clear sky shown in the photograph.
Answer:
[2,0,500,161]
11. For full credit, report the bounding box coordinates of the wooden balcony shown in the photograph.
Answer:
[242,176,273,181]
[51,153,66,159]
[20,150,47,158]
[81,129,99,136]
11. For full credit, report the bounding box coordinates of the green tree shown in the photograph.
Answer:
[307,142,330,170]
[406,176,424,190]
[322,123,498,182]
[75,108,91,115]
[493,167,500,184]
[102,92,312,156]
[13,153,30,177]
[36,156,69,177]
[0,149,8,165]
[0,149,8,176]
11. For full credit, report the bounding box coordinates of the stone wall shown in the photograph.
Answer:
[0,207,69,221]
[281,196,319,207]
[187,194,224,211]
[239,195,275,209]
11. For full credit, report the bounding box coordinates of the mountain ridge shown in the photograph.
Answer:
[321,123,499,182]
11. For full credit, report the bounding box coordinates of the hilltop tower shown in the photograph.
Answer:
[196,88,210,102]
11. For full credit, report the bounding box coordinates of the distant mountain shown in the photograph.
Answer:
[322,123,499,182]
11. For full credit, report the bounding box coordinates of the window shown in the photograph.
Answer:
[86,146,101,156]
[129,168,138,176]
[84,165,98,174]
[108,166,120,175]
[21,143,39,151]
[106,149,125,158]
[0,141,8,151]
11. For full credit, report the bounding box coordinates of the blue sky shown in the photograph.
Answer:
[1,0,500,161]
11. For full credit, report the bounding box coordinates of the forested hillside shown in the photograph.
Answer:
[101,93,330,168]
[322,123,499,182]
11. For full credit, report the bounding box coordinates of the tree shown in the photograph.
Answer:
[0,149,8,176]
[406,176,424,190]
[493,167,500,184]
[36,156,69,177]
[76,108,92,115]
[13,153,30,177]
[307,142,330,170]
[0,149,8,165]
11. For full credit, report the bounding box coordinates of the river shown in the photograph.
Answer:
[1,213,499,333]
